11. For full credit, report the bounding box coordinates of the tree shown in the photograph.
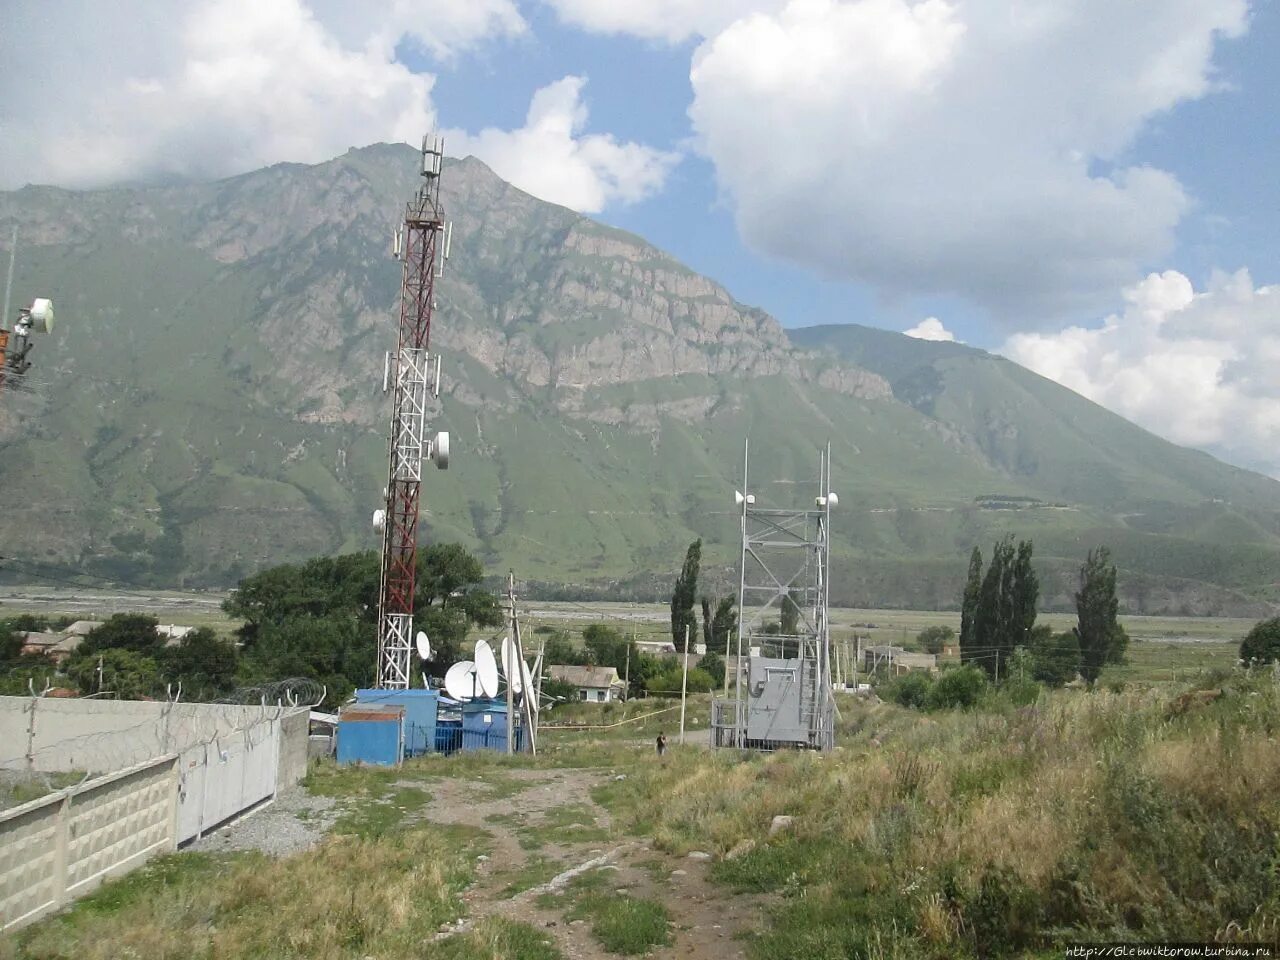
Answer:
[780,591,801,636]
[1028,625,1080,687]
[1240,617,1280,665]
[917,625,955,655]
[535,629,581,667]
[699,650,726,688]
[1076,546,1120,684]
[68,649,161,699]
[225,545,502,703]
[670,539,701,651]
[701,597,713,649]
[583,624,633,675]
[1011,539,1039,650]
[646,665,713,696]
[959,546,983,664]
[160,627,239,699]
[82,614,165,655]
[968,537,1038,680]
[710,596,737,656]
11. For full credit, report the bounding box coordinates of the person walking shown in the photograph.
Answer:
[656,731,667,758]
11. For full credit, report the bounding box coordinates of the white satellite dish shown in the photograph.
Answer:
[372,509,386,532]
[474,640,500,698]
[501,637,523,694]
[523,659,539,712]
[416,631,432,661]
[444,660,478,701]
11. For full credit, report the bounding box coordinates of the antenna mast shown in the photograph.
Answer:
[375,135,453,689]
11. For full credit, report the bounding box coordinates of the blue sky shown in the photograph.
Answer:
[422,1,1279,344]
[2,0,1278,472]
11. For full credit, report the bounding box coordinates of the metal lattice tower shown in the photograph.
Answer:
[375,135,453,689]
[712,440,836,750]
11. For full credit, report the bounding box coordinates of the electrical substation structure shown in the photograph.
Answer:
[712,440,837,751]
[374,135,453,690]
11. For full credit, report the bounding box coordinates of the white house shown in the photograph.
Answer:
[547,665,627,703]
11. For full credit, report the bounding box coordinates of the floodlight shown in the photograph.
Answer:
[746,494,755,505]
[816,496,826,507]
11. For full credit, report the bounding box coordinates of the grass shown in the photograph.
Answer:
[418,918,562,960]
[495,855,562,896]
[5,826,481,960]
[485,803,610,850]
[0,772,86,810]
[567,894,672,955]
[602,670,1280,958]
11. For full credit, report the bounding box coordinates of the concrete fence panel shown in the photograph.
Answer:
[0,755,178,933]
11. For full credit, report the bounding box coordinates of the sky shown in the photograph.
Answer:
[1,0,1277,474]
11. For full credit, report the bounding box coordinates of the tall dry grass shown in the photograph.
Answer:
[7,826,479,960]
[604,674,1280,958]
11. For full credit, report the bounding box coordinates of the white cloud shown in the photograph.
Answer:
[0,0,525,189]
[1004,269,1280,474]
[543,0,784,44]
[904,317,956,342]
[683,0,1247,320]
[447,77,681,213]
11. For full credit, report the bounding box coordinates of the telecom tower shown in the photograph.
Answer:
[712,441,837,750]
[374,135,453,689]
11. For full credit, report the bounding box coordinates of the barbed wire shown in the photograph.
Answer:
[0,692,305,777]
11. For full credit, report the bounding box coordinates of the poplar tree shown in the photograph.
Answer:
[959,546,983,666]
[1076,546,1119,684]
[670,539,701,651]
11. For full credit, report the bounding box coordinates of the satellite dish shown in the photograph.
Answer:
[734,490,744,506]
[827,492,839,507]
[372,509,386,532]
[416,631,432,661]
[501,637,523,694]
[474,640,499,698]
[27,298,53,333]
[444,660,478,701]
[522,660,538,712]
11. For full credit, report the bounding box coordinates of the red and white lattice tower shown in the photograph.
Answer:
[375,135,453,689]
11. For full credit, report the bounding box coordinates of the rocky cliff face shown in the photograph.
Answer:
[1,145,1279,615]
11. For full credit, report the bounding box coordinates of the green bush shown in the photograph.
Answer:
[926,664,988,710]
[879,671,934,709]
[1240,616,1280,666]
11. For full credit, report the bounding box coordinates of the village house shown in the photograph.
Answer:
[547,665,627,702]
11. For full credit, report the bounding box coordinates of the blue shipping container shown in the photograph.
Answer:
[336,705,404,766]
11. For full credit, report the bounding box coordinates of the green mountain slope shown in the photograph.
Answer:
[1,144,1278,615]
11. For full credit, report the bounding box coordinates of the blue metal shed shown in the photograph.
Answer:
[336,705,404,766]
[461,699,522,753]
[354,688,440,757]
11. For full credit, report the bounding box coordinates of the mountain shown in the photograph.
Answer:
[1,144,1278,615]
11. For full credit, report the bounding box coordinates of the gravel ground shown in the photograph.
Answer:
[186,789,339,857]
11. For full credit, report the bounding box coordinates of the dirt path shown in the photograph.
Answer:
[421,767,766,960]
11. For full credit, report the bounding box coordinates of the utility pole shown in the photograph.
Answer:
[624,631,632,703]
[506,572,516,755]
[679,624,691,744]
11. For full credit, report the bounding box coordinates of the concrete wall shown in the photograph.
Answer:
[275,709,309,791]
[0,697,277,774]
[0,755,178,932]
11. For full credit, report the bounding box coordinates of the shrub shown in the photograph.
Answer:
[880,671,934,709]
[926,664,988,710]
[917,625,955,655]
[1240,617,1280,666]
